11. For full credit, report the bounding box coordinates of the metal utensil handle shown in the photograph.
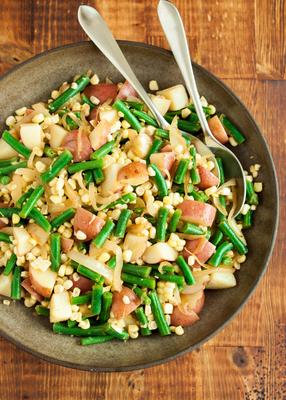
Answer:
[157,0,216,140]
[78,5,168,129]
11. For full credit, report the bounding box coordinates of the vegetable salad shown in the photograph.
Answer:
[0,72,262,345]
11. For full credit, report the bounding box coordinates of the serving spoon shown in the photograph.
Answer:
[157,0,246,216]
[78,5,219,174]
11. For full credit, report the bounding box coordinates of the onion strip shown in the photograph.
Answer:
[104,240,123,291]
[67,250,113,283]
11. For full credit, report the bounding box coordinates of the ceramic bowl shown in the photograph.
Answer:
[0,41,279,371]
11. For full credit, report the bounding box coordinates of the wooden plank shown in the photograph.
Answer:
[255,0,286,79]
[0,0,33,74]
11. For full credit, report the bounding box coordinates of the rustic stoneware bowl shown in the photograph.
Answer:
[0,41,278,371]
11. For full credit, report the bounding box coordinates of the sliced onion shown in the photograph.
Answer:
[67,250,113,283]
[10,174,25,203]
[169,116,187,153]
[32,102,50,116]
[64,181,81,208]
[213,195,227,216]
[104,240,123,291]
[181,274,210,295]
[88,182,98,211]
[14,110,38,133]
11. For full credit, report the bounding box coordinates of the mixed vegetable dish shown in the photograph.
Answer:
[0,72,262,345]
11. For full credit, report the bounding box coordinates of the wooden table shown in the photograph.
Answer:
[0,1,285,398]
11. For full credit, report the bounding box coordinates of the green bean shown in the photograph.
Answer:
[67,319,78,328]
[105,324,129,341]
[220,115,246,144]
[180,222,205,236]
[81,336,113,346]
[218,221,248,255]
[53,322,106,337]
[243,210,253,229]
[217,195,227,222]
[149,290,170,336]
[0,232,12,243]
[114,209,132,238]
[29,208,51,232]
[71,292,92,305]
[190,146,196,165]
[67,158,103,174]
[154,272,185,286]
[216,157,225,185]
[90,140,115,160]
[43,145,57,158]
[0,175,10,185]
[164,115,200,133]
[134,307,151,336]
[98,292,113,323]
[19,185,44,219]
[77,264,104,284]
[190,167,201,185]
[149,163,169,199]
[190,190,209,203]
[133,286,151,305]
[174,159,191,184]
[154,127,191,144]
[176,255,196,285]
[11,266,21,300]
[50,233,61,272]
[65,115,79,131]
[0,157,18,167]
[210,229,224,247]
[246,180,259,205]
[91,284,103,315]
[107,256,116,270]
[189,104,213,116]
[124,100,144,111]
[50,208,75,229]
[16,188,33,208]
[168,209,182,233]
[155,207,169,242]
[2,131,31,159]
[121,273,156,289]
[76,242,88,254]
[3,253,17,276]
[132,109,158,127]
[208,241,234,267]
[221,255,233,266]
[92,220,115,248]
[113,99,142,131]
[92,168,104,184]
[81,93,96,109]
[103,193,136,210]
[84,170,93,186]
[146,138,163,163]
[154,128,169,140]
[35,305,49,317]
[41,150,73,184]
[0,207,19,218]
[0,161,27,176]
[151,264,175,274]
[122,263,152,278]
[48,75,90,112]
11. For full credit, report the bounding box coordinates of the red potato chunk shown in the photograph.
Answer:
[150,152,175,176]
[117,162,149,186]
[73,207,105,242]
[61,237,74,253]
[111,286,141,319]
[84,83,118,104]
[117,80,138,100]
[71,275,93,294]
[160,144,172,152]
[197,165,219,190]
[89,119,112,151]
[171,290,205,327]
[177,200,217,227]
[208,116,229,144]
[62,130,93,162]
[21,278,43,302]
[183,237,216,266]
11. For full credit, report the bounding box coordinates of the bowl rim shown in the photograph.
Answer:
[0,40,279,372]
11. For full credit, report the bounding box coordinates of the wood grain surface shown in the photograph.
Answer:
[0,1,285,399]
